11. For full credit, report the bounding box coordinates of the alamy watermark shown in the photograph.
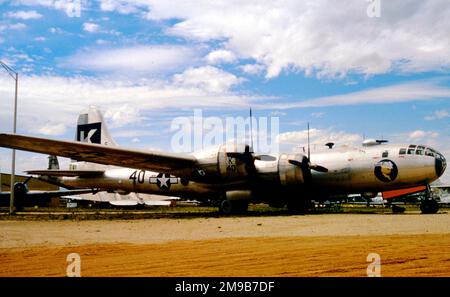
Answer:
[56,0,85,17]
[170,109,279,155]
[66,253,81,277]
[366,253,381,277]
[366,0,381,18]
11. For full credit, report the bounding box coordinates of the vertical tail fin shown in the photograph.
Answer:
[76,106,117,146]
[48,155,59,169]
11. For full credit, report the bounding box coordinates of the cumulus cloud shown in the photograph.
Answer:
[0,72,263,137]
[277,128,363,152]
[6,10,42,19]
[8,23,27,30]
[424,109,449,121]
[14,0,87,17]
[37,123,67,135]
[83,22,100,33]
[205,50,236,64]
[263,80,450,109]
[104,104,142,128]
[408,130,439,140]
[61,45,201,74]
[97,0,450,79]
[173,66,244,93]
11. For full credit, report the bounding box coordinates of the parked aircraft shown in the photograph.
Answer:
[0,175,98,210]
[0,106,446,214]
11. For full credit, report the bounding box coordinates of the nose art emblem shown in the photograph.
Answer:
[374,159,398,182]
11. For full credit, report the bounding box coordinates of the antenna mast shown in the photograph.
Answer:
[307,122,310,160]
[249,107,254,152]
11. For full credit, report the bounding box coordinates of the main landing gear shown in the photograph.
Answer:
[420,185,439,214]
[218,200,249,214]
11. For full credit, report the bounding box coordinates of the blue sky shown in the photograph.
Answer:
[0,0,449,183]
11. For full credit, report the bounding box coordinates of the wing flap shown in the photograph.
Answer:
[0,133,197,172]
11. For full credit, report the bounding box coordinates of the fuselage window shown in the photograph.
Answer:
[382,151,389,158]
[399,148,406,155]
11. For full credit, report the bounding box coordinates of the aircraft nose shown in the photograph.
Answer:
[435,150,447,177]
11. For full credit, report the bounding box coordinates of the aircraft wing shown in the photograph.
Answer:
[0,133,197,172]
[0,188,98,199]
[26,170,105,177]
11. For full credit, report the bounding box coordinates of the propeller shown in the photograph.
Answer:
[227,144,259,176]
[288,158,328,173]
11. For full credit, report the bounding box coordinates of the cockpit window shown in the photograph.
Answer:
[408,144,417,149]
[407,148,415,154]
[416,146,424,155]
[382,151,389,158]
[425,148,435,157]
[399,148,406,155]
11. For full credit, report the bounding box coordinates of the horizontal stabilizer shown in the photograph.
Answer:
[109,200,139,206]
[144,200,172,206]
[26,170,105,177]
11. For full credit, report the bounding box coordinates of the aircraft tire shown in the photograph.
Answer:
[287,198,310,214]
[218,200,248,214]
[420,199,439,214]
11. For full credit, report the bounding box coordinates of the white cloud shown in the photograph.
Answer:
[99,0,141,14]
[49,27,63,34]
[83,22,100,33]
[6,10,43,19]
[37,123,67,135]
[408,130,439,140]
[425,109,449,121]
[100,0,450,79]
[277,128,363,152]
[173,66,244,93]
[104,104,142,128]
[270,111,286,116]
[0,73,264,137]
[62,45,201,74]
[240,64,265,75]
[8,23,27,30]
[263,80,450,109]
[14,0,87,17]
[205,50,236,64]
[34,36,46,42]
[311,112,325,118]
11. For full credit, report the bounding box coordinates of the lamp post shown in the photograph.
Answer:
[0,60,18,215]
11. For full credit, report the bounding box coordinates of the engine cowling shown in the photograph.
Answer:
[225,190,252,201]
[278,153,311,187]
[193,144,253,183]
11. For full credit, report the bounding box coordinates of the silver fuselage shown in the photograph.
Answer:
[59,143,446,202]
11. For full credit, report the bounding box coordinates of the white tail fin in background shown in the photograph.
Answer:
[76,106,117,146]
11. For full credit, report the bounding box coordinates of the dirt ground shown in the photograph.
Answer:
[1,213,449,276]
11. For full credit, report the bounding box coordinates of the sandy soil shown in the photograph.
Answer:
[1,213,449,276]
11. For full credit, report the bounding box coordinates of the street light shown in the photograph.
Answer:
[0,60,18,215]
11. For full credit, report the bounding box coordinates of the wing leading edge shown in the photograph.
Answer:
[0,133,197,173]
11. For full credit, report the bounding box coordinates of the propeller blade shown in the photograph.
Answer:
[288,159,307,169]
[288,159,328,173]
[309,164,329,173]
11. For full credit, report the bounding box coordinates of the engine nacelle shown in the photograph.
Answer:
[13,182,29,197]
[226,190,252,201]
[193,144,252,183]
[278,153,310,187]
